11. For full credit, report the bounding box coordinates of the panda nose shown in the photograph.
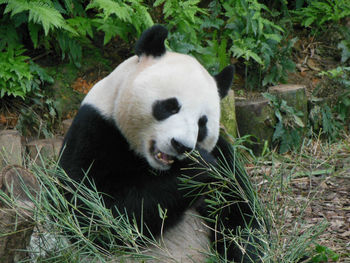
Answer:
[171,138,193,154]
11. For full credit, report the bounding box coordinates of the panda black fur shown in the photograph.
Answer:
[60,25,262,262]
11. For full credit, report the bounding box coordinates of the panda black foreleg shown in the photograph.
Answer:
[201,136,265,262]
[107,174,199,244]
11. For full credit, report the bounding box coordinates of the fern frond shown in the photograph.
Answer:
[27,1,66,35]
[2,0,30,17]
[2,0,66,35]
[87,0,132,22]
[127,0,154,35]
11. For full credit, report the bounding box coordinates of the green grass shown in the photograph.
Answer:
[0,137,338,262]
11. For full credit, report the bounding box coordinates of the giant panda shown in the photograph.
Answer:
[59,25,263,262]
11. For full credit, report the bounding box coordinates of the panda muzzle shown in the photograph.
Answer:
[155,152,174,165]
[150,140,175,166]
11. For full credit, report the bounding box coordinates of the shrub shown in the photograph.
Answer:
[292,0,350,29]
[0,46,53,98]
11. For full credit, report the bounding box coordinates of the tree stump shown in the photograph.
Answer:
[221,90,237,138]
[26,138,63,166]
[0,130,24,170]
[0,165,39,263]
[268,84,308,127]
[235,99,276,154]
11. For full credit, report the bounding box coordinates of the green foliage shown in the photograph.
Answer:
[0,0,154,67]
[154,0,205,55]
[16,96,59,138]
[292,0,350,29]
[319,67,350,124]
[0,0,155,99]
[311,244,340,262]
[154,0,296,89]
[263,93,305,153]
[89,0,153,44]
[0,46,32,98]
[1,0,68,36]
[208,0,296,89]
[3,0,347,100]
[0,0,303,97]
[0,46,53,98]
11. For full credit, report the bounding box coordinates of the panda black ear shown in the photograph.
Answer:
[214,65,235,99]
[135,25,168,58]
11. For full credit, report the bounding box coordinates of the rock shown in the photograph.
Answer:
[26,138,63,166]
[0,165,39,263]
[62,119,73,135]
[0,130,24,170]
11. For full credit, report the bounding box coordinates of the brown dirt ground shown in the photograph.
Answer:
[248,134,350,262]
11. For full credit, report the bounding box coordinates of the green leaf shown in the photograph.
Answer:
[28,22,40,48]
[303,16,316,27]
[153,0,166,7]
[29,61,53,84]
[246,50,264,65]
[338,40,350,63]
[273,122,284,142]
[67,17,93,38]
[262,92,277,105]
[87,0,132,22]
[293,115,305,128]
[28,1,66,35]
[264,33,282,42]
[275,110,283,122]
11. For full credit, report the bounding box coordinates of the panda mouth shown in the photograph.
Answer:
[150,140,175,166]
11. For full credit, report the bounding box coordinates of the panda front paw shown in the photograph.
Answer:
[177,147,217,185]
[196,147,217,167]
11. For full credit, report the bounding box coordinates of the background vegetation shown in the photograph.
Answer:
[0,0,350,262]
[0,0,349,141]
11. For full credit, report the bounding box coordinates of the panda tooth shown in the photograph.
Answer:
[157,152,162,159]
[168,159,174,164]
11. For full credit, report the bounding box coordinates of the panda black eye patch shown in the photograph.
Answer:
[197,115,208,142]
[152,97,181,121]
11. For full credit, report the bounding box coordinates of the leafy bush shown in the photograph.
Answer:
[292,0,350,29]
[0,0,154,65]
[154,0,205,55]
[208,0,296,89]
[0,46,53,98]
[0,46,32,98]
[87,0,153,44]
[155,0,296,90]
[0,0,155,99]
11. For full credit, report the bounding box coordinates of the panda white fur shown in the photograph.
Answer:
[60,25,262,262]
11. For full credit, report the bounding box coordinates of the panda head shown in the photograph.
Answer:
[85,25,234,171]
